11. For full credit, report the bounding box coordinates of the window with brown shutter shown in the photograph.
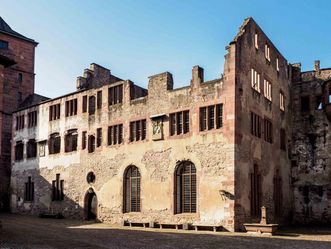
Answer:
[250,164,261,217]
[175,161,196,214]
[28,111,37,127]
[200,104,223,131]
[130,119,146,142]
[16,114,25,130]
[169,110,189,136]
[108,124,123,145]
[88,135,95,153]
[123,165,141,213]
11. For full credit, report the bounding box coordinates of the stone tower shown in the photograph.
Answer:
[0,17,37,211]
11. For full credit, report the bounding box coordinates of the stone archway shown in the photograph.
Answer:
[84,188,97,220]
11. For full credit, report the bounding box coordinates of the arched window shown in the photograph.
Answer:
[123,165,141,213]
[175,161,196,214]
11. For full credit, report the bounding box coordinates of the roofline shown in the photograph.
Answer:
[0,30,38,45]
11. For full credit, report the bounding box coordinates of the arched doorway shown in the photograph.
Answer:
[84,188,97,220]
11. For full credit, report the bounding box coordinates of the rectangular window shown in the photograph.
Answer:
[130,119,147,142]
[200,104,223,131]
[52,174,64,201]
[18,73,23,84]
[28,111,37,127]
[82,131,87,150]
[108,124,123,145]
[280,128,286,151]
[97,128,102,147]
[169,110,189,136]
[65,129,78,152]
[108,84,123,105]
[24,177,34,202]
[97,90,102,109]
[264,118,273,143]
[280,91,285,111]
[265,44,270,61]
[15,141,24,161]
[264,80,272,101]
[276,58,280,72]
[0,40,8,49]
[254,33,258,49]
[251,69,261,93]
[49,103,61,121]
[65,99,77,117]
[251,112,262,138]
[49,133,61,154]
[82,95,87,113]
[27,139,37,158]
[301,96,310,112]
[315,95,323,110]
[16,114,25,130]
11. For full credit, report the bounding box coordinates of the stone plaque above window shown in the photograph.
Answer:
[150,114,165,141]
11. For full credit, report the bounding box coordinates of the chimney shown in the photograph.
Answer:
[191,66,204,88]
[314,60,320,74]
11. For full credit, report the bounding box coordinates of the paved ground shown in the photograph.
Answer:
[0,214,331,249]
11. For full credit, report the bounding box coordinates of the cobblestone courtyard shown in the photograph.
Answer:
[0,214,331,249]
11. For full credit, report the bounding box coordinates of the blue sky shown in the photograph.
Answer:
[1,0,330,98]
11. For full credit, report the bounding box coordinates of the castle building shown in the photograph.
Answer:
[8,17,331,231]
[0,17,42,211]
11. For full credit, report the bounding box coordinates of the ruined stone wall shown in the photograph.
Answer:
[11,63,237,230]
[232,18,292,229]
[291,66,331,224]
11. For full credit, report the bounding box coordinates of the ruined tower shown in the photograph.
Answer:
[0,17,37,211]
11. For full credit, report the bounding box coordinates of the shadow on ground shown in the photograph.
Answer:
[0,214,331,249]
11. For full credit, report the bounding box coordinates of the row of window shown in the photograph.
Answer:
[16,111,38,130]
[300,90,331,112]
[250,112,286,149]
[23,162,196,214]
[23,162,283,218]
[250,68,285,111]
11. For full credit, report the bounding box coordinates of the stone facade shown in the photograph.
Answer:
[0,17,37,211]
[10,17,330,231]
[291,62,331,224]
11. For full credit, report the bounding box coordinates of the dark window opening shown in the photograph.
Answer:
[280,128,286,151]
[250,164,261,217]
[49,133,61,154]
[97,91,102,109]
[16,114,25,130]
[175,161,197,214]
[88,96,96,115]
[301,96,310,112]
[24,177,34,202]
[18,73,23,84]
[65,129,78,152]
[130,119,146,142]
[52,174,64,201]
[251,112,262,138]
[315,95,323,110]
[108,124,123,145]
[169,111,189,136]
[123,165,141,213]
[0,40,9,49]
[108,84,123,105]
[264,118,273,143]
[88,135,95,153]
[27,139,37,158]
[97,128,102,147]
[15,141,24,161]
